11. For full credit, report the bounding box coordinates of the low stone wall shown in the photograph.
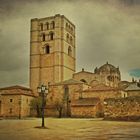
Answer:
[30,106,58,117]
[71,105,97,118]
[104,96,140,121]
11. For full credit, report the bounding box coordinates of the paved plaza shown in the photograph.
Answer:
[0,118,140,140]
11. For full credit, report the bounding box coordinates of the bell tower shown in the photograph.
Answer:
[30,14,76,94]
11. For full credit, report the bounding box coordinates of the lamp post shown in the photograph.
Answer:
[37,84,48,128]
[18,98,21,119]
[0,93,2,116]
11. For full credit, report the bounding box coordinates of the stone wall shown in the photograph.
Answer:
[48,83,88,104]
[71,105,97,118]
[127,90,140,97]
[21,95,34,117]
[45,83,85,117]
[82,90,120,101]
[104,96,140,121]
[0,94,34,118]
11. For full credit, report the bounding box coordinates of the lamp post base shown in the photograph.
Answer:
[34,126,49,129]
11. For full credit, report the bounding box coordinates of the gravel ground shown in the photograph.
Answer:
[0,118,140,140]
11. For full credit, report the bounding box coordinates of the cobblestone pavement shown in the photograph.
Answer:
[0,118,140,140]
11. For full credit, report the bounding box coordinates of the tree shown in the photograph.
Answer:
[54,99,64,118]
[30,97,46,117]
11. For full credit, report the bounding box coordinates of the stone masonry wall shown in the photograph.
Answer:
[0,94,34,118]
[104,96,140,121]
[71,105,97,118]
[82,90,120,101]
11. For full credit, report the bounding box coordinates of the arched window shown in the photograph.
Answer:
[70,36,73,44]
[66,33,69,42]
[40,23,43,31]
[66,23,68,29]
[68,46,72,56]
[49,32,54,40]
[42,33,45,41]
[45,45,50,54]
[80,79,87,84]
[46,22,49,30]
[51,21,55,29]
[71,27,73,32]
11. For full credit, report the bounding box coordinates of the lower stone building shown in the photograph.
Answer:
[124,82,140,97]
[77,84,121,101]
[45,80,140,118]
[45,80,121,118]
[0,85,35,118]
[71,98,103,118]
[45,79,90,117]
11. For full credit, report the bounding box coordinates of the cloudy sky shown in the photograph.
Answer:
[0,0,140,87]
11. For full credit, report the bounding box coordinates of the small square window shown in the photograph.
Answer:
[10,99,13,102]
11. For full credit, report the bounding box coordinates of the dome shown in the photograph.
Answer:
[95,62,119,74]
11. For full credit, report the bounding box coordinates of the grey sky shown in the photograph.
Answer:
[0,0,140,87]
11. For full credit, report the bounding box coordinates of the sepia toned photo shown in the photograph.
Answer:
[0,0,140,140]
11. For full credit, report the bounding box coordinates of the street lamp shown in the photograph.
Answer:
[18,98,21,119]
[37,84,48,128]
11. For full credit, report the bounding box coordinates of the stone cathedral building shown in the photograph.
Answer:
[30,14,120,94]
[0,14,140,119]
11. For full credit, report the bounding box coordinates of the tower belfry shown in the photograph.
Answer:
[30,14,76,94]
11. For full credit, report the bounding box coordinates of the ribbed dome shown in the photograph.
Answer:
[95,62,119,74]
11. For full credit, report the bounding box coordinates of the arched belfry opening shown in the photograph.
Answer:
[51,21,55,29]
[49,32,54,40]
[68,46,72,56]
[66,33,69,42]
[45,45,50,54]
[40,23,43,31]
[42,33,45,41]
[46,22,49,30]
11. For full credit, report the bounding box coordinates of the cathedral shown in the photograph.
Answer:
[29,14,140,118]
[0,14,140,119]
[30,14,120,94]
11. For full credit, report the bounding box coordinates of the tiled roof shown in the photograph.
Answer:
[124,83,140,91]
[0,85,31,91]
[118,81,131,90]
[52,79,84,85]
[71,98,100,106]
[0,85,34,96]
[83,84,117,92]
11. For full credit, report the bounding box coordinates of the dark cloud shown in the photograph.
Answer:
[0,0,140,87]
